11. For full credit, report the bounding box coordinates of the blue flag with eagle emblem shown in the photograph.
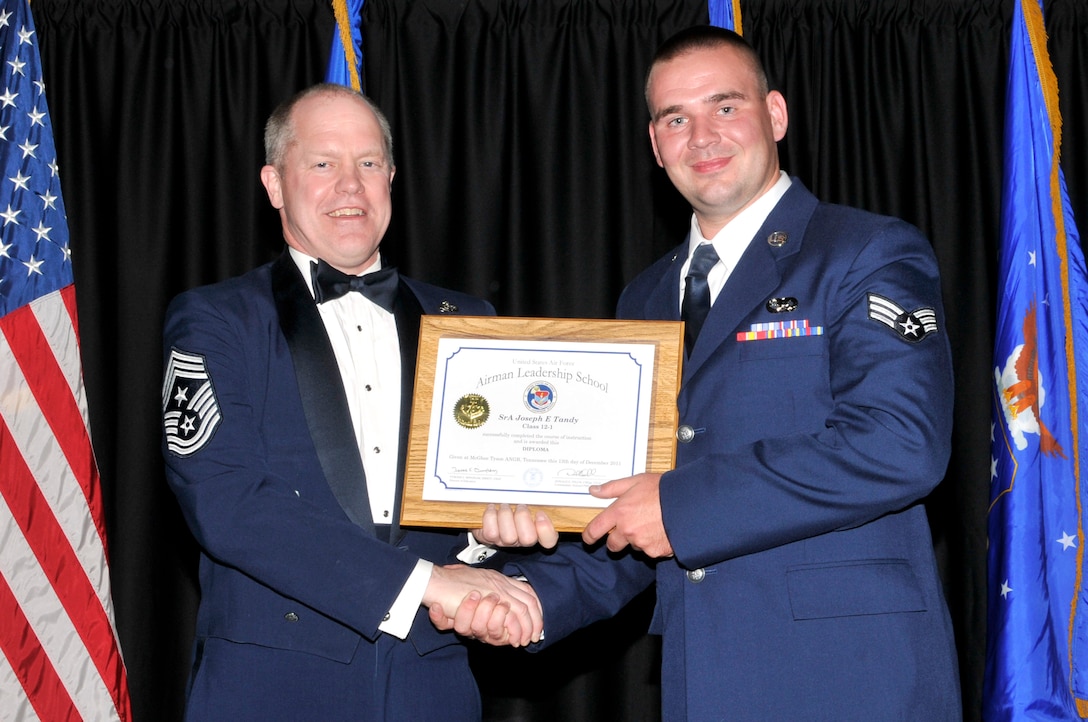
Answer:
[985,0,1088,718]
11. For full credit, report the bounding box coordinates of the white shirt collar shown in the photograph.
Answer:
[687,170,793,268]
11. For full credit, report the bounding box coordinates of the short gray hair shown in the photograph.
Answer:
[263,83,395,169]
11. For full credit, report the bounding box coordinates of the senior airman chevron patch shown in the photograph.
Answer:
[163,347,222,456]
[867,293,938,343]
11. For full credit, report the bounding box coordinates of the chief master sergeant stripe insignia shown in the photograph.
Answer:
[163,347,223,456]
[867,293,938,343]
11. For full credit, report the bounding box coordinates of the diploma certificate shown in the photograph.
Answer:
[425,336,653,506]
[402,317,683,532]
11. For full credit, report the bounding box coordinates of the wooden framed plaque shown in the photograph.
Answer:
[401,316,683,533]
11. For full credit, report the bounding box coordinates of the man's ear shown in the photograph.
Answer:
[260,165,284,209]
[766,90,789,142]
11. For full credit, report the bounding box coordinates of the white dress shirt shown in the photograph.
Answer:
[678,171,792,310]
[288,248,430,639]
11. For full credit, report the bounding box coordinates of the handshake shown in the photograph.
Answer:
[420,472,671,647]
[422,503,559,647]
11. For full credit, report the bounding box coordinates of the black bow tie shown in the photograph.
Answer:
[310,259,399,312]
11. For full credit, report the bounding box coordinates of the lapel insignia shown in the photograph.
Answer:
[867,293,938,343]
[438,300,459,313]
[767,231,788,247]
[766,297,798,313]
[163,348,222,456]
[737,319,823,341]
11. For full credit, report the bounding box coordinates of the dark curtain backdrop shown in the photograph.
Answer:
[31,0,1088,720]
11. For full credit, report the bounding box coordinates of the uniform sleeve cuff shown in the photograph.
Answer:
[456,531,497,564]
[378,559,434,639]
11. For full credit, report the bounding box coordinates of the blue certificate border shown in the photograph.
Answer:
[430,344,648,498]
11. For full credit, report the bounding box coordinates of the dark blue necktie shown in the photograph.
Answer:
[681,243,720,354]
[311,259,399,312]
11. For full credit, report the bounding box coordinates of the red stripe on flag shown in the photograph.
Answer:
[61,284,80,334]
[1,295,108,552]
[0,570,81,722]
[0,296,132,719]
[0,419,131,719]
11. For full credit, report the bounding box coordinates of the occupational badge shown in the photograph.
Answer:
[766,297,798,313]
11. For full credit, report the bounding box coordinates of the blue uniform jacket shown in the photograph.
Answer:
[509,181,961,721]
[162,251,495,721]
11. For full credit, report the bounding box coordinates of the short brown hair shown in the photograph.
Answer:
[645,26,770,111]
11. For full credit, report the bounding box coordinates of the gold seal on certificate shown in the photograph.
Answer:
[453,394,490,429]
[402,317,683,532]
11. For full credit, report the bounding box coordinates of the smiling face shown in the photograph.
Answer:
[260,91,395,275]
[647,43,787,238]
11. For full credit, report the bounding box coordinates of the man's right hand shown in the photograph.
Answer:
[422,564,542,647]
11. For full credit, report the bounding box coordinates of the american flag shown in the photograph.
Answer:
[0,0,132,719]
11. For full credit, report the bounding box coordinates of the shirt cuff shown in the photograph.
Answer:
[378,559,434,639]
[456,531,497,565]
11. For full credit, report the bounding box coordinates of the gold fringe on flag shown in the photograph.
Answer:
[1022,0,1086,712]
[332,0,362,92]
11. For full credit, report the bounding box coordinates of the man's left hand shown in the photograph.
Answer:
[582,473,673,558]
[473,503,559,549]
